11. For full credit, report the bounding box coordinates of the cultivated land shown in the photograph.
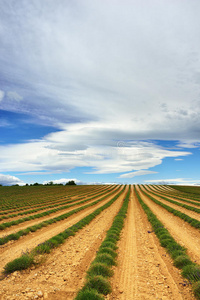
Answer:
[0,184,200,299]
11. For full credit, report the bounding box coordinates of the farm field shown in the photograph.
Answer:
[0,185,200,299]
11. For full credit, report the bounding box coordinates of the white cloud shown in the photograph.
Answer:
[0,1,199,180]
[119,170,158,178]
[42,178,113,185]
[0,90,5,102]
[176,141,200,148]
[0,0,200,141]
[0,130,191,175]
[145,178,200,186]
[0,174,25,186]
[6,91,23,102]
[43,178,82,185]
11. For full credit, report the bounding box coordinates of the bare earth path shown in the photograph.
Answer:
[0,186,128,300]
[137,186,200,265]
[108,186,194,300]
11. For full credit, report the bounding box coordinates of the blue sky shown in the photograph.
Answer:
[0,0,200,186]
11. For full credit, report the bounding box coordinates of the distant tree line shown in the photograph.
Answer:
[0,180,77,187]
[14,180,77,187]
[32,180,76,186]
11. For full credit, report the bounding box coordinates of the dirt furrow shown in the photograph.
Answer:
[137,186,200,265]
[0,187,128,300]
[0,186,123,274]
[0,187,118,238]
[108,186,194,300]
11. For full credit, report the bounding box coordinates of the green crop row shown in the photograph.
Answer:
[0,185,107,211]
[135,186,200,299]
[0,185,117,225]
[143,187,200,213]
[0,186,121,246]
[139,187,200,229]
[0,185,112,217]
[3,186,126,275]
[0,198,72,221]
[170,185,200,197]
[145,185,200,203]
[144,185,200,206]
[75,186,130,300]
[0,196,69,216]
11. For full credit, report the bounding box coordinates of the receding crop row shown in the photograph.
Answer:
[135,186,200,299]
[165,191,200,206]
[0,185,106,211]
[0,196,69,216]
[144,185,200,206]
[3,186,126,275]
[0,185,111,218]
[0,186,121,246]
[146,185,200,203]
[167,188,200,202]
[75,186,130,300]
[0,185,116,224]
[0,187,70,210]
[143,187,200,213]
[139,187,200,229]
[170,185,200,198]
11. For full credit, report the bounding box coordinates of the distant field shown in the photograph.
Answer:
[169,185,200,196]
[0,184,200,299]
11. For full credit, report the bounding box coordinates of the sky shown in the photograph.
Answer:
[0,0,200,186]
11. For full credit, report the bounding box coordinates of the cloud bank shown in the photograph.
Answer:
[0,174,25,186]
[0,1,199,182]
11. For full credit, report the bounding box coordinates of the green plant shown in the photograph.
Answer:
[75,288,104,300]
[87,263,114,278]
[193,281,200,299]
[97,247,117,259]
[99,241,118,251]
[4,254,34,274]
[93,253,116,266]
[173,255,193,269]
[83,276,112,295]
[182,265,200,282]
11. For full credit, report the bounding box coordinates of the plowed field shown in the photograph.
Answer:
[0,184,199,299]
